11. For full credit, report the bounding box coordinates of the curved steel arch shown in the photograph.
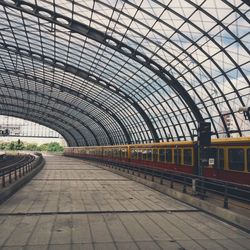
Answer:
[0,111,73,146]
[81,0,249,139]
[0,107,77,146]
[0,40,159,143]
[83,0,245,138]
[66,0,202,137]
[0,79,114,145]
[0,0,205,138]
[0,91,96,146]
[0,0,248,143]
[0,69,135,145]
[0,46,133,143]
[0,96,87,146]
[158,0,245,137]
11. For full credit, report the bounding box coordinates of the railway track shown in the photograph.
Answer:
[0,154,35,169]
[0,154,37,188]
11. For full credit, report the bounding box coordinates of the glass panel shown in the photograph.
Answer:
[138,149,142,160]
[183,149,192,165]
[174,149,182,165]
[159,149,165,162]
[228,148,244,171]
[166,149,172,163]
[153,149,158,161]
[147,149,152,161]
[141,149,146,160]
[208,148,224,170]
[131,149,137,160]
[121,148,127,158]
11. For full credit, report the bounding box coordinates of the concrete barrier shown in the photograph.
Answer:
[0,158,45,204]
[102,165,250,233]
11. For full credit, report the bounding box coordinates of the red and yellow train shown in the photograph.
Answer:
[64,137,250,185]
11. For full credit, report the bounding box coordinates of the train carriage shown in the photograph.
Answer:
[129,141,195,174]
[64,137,250,185]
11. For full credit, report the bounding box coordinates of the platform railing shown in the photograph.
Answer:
[70,155,250,210]
[0,153,43,188]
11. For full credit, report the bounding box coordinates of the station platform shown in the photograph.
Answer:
[0,155,249,250]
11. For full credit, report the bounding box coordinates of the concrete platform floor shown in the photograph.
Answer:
[0,156,249,250]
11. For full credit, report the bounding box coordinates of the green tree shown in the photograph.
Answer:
[47,142,64,152]
[25,143,39,151]
[0,141,64,152]
[0,142,8,150]
[38,143,48,152]
[15,140,25,150]
[6,141,15,150]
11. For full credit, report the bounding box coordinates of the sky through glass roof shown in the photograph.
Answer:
[0,0,249,146]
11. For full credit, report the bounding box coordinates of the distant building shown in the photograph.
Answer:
[219,112,250,137]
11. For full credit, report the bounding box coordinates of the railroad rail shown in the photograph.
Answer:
[73,156,250,211]
[0,154,26,168]
[0,153,43,188]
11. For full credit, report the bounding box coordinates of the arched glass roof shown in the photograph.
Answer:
[0,0,249,146]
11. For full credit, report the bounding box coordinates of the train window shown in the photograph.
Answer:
[153,149,158,161]
[166,149,172,163]
[131,149,137,160]
[228,148,244,171]
[115,149,119,158]
[208,148,224,169]
[174,149,182,165]
[147,149,152,161]
[138,149,142,160]
[121,149,127,158]
[247,149,250,172]
[159,149,165,162]
[183,149,192,165]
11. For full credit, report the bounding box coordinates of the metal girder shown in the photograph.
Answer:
[0,0,246,141]
[0,83,110,145]
[0,50,132,144]
[0,93,93,146]
[2,0,212,141]
[0,69,115,145]
[0,110,72,146]
[0,107,77,146]
[242,0,250,6]
[0,95,84,146]
[0,96,84,145]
